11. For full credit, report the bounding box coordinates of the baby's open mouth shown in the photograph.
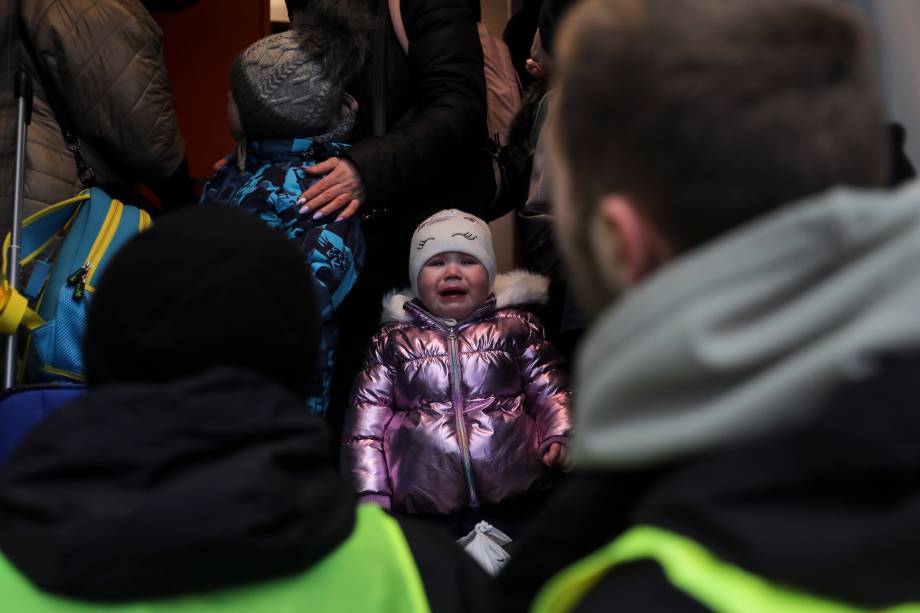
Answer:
[439,288,467,298]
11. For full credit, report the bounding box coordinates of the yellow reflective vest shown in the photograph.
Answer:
[0,504,430,613]
[534,525,920,613]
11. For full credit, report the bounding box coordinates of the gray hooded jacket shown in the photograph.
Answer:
[574,183,920,469]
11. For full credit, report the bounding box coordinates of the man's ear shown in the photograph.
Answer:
[594,195,668,287]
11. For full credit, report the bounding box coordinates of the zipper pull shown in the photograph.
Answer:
[67,263,91,300]
[66,263,91,286]
[448,328,457,340]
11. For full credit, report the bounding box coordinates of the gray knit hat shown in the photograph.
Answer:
[230,0,371,140]
[231,31,343,140]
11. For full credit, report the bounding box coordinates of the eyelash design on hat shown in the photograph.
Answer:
[452,232,477,240]
[420,217,451,229]
[417,238,435,250]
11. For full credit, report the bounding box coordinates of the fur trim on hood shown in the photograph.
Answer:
[381,270,549,323]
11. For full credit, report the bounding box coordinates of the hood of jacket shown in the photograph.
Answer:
[244,137,349,165]
[0,368,355,602]
[380,269,549,323]
[574,182,920,469]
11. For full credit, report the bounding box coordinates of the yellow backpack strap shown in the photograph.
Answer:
[0,193,87,337]
[0,195,85,336]
[1,193,89,277]
[0,282,43,335]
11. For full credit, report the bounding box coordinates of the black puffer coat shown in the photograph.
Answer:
[344,0,494,226]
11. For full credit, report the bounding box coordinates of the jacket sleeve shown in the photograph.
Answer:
[518,312,571,453]
[23,0,186,181]
[343,0,486,206]
[342,332,396,499]
[306,222,362,320]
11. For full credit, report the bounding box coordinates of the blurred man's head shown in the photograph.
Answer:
[85,207,320,397]
[551,0,889,317]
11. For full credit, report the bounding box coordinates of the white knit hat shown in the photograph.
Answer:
[409,209,496,296]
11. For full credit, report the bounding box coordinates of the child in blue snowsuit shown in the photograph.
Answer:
[201,4,368,415]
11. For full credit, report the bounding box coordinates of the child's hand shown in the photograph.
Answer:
[542,442,571,472]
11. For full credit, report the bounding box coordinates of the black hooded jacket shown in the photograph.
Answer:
[0,368,487,610]
[493,351,920,612]
[341,0,494,225]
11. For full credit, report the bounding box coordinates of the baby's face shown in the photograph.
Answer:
[417,252,490,320]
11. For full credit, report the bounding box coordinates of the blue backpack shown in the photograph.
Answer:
[0,188,152,383]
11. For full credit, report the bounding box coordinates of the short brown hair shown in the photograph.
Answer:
[555,0,889,252]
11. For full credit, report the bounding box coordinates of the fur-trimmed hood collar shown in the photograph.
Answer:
[381,270,549,324]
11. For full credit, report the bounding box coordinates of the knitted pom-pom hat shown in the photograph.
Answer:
[230,0,371,140]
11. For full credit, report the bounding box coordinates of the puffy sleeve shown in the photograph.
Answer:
[342,330,397,501]
[517,312,572,453]
[304,219,364,320]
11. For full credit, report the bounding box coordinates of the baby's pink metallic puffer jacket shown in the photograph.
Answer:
[343,271,571,515]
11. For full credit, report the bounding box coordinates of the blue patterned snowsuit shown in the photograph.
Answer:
[200,138,365,415]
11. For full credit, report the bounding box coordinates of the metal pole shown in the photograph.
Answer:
[4,70,33,389]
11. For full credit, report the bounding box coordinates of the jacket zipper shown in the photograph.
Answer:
[66,200,123,299]
[448,327,479,506]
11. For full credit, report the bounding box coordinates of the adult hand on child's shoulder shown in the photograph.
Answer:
[297,157,366,221]
[542,442,572,472]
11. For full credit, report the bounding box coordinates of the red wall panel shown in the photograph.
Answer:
[152,1,271,182]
